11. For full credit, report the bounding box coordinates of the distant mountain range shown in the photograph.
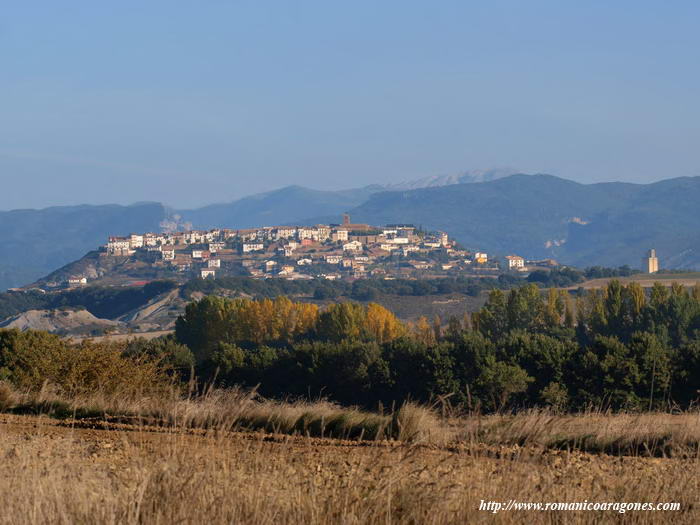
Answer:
[1,172,699,290]
[179,185,381,230]
[0,203,165,291]
[379,168,519,191]
[346,175,700,268]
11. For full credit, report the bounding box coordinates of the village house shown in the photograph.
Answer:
[264,260,277,272]
[325,255,343,264]
[208,242,225,253]
[207,258,221,268]
[161,248,175,260]
[387,237,409,244]
[171,253,192,269]
[353,267,367,278]
[312,226,331,242]
[238,229,258,241]
[274,227,297,240]
[526,258,559,268]
[200,268,216,279]
[143,233,159,246]
[278,265,295,276]
[297,227,314,240]
[242,242,264,253]
[474,252,488,264]
[129,234,144,248]
[297,258,313,265]
[505,255,525,269]
[401,245,420,256]
[169,233,186,246]
[67,276,87,287]
[343,240,363,252]
[106,236,133,255]
[331,229,349,242]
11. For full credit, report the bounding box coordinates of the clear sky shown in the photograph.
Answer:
[2,1,699,210]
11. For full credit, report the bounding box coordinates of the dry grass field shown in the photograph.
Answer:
[1,387,699,524]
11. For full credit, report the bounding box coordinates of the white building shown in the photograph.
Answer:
[505,255,525,269]
[106,237,134,256]
[343,240,363,252]
[207,258,221,268]
[331,229,349,242]
[129,234,144,248]
[242,243,264,253]
[274,227,297,240]
[143,233,159,246]
[201,268,216,279]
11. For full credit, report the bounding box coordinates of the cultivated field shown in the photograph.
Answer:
[575,273,700,290]
[1,394,699,524]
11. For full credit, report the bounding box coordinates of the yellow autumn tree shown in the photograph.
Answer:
[412,316,435,345]
[364,303,405,343]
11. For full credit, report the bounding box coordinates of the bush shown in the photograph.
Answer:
[0,329,173,399]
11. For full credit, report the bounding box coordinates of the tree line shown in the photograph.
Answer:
[172,280,700,412]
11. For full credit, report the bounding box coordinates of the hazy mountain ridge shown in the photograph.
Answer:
[348,175,700,269]
[0,202,166,291]
[380,168,520,191]
[178,185,382,229]
[3,173,700,291]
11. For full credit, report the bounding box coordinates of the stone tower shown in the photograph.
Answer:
[643,249,659,274]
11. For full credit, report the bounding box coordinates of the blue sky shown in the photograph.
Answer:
[2,1,699,209]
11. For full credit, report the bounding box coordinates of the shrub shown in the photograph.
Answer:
[0,329,173,399]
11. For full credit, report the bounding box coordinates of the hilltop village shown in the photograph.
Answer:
[95,215,507,285]
[51,214,567,290]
